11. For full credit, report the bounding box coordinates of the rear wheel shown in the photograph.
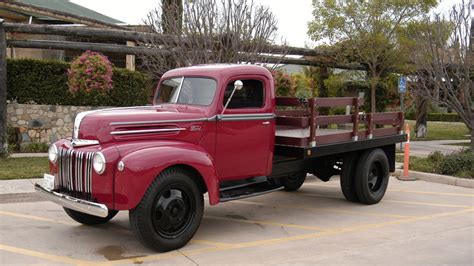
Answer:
[340,153,359,202]
[64,208,118,225]
[354,149,390,205]
[129,168,204,252]
[282,172,306,191]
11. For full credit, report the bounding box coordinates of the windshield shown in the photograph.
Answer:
[155,77,217,106]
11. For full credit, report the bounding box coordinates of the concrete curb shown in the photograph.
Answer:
[10,153,48,158]
[394,169,473,189]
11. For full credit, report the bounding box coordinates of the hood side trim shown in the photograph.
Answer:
[110,128,187,135]
[110,118,208,126]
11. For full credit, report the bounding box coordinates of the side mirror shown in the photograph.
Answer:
[221,80,243,115]
[234,80,243,91]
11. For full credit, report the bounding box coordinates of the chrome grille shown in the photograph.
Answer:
[57,148,94,199]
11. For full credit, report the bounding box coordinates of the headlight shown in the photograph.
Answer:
[93,152,106,174]
[48,145,58,164]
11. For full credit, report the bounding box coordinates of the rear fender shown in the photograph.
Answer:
[114,144,219,210]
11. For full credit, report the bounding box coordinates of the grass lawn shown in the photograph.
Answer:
[406,120,470,141]
[0,157,49,180]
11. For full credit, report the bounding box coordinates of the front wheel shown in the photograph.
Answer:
[129,167,204,252]
[354,149,390,205]
[64,208,118,225]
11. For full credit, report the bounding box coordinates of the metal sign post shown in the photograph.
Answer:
[398,76,407,151]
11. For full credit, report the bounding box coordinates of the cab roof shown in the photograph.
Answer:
[161,64,273,81]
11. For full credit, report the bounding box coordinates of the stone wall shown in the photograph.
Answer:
[6,103,101,147]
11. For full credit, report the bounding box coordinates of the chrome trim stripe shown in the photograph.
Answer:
[73,111,95,139]
[35,183,108,218]
[110,128,186,135]
[110,118,208,126]
[71,139,99,147]
[217,113,275,121]
[85,152,93,195]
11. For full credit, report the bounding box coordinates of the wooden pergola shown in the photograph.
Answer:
[0,21,366,156]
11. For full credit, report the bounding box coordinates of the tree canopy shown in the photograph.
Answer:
[308,0,438,112]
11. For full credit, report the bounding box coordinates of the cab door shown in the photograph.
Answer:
[215,77,275,180]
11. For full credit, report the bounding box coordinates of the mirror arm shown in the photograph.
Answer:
[221,86,239,116]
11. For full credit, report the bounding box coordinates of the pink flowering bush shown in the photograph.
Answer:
[67,50,113,94]
[271,69,294,97]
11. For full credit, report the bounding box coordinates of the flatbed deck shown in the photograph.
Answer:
[270,97,406,177]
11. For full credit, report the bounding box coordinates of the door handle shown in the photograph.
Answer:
[262,121,270,125]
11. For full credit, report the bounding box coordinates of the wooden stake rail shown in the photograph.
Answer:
[275,97,404,147]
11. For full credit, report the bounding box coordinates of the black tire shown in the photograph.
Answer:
[354,149,390,205]
[129,167,204,252]
[340,153,359,202]
[64,208,118,225]
[282,172,306,192]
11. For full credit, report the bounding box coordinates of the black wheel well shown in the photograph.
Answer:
[162,164,208,194]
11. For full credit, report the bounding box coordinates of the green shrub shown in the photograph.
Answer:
[21,142,49,153]
[7,58,152,106]
[409,150,473,178]
[437,150,473,177]
[404,112,461,122]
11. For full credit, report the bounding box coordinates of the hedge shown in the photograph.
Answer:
[405,112,462,122]
[7,58,153,106]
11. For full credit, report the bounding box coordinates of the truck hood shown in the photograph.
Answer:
[76,105,210,144]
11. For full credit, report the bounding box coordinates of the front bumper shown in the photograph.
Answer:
[34,183,109,218]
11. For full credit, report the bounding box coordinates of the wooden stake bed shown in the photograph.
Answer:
[274,97,406,159]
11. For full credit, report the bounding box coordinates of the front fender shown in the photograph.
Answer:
[114,143,219,210]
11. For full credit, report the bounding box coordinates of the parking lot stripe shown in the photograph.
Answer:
[304,183,474,197]
[109,208,474,265]
[0,210,233,249]
[230,200,413,219]
[382,199,472,209]
[0,210,75,226]
[389,189,474,197]
[0,243,90,265]
[204,215,323,231]
[300,193,472,209]
[190,239,234,248]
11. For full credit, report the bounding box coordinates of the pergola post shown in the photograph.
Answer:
[0,19,8,157]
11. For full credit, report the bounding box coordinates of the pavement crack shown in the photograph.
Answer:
[177,248,199,265]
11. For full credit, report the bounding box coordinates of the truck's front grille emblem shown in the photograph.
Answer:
[57,148,94,200]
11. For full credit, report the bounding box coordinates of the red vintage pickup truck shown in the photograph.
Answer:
[35,64,405,251]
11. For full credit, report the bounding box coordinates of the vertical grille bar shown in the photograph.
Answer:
[77,152,83,193]
[56,148,94,199]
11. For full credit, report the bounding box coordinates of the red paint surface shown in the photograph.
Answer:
[49,65,276,210]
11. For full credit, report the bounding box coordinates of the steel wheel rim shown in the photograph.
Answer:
[368,161,383,192]
[151,185,195,239]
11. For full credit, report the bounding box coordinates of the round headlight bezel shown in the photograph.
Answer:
[93,152,106,174]
[48,144,58,164]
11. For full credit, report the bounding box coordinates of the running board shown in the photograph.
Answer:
[219,181,283,202]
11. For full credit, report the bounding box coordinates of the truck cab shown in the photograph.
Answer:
[35,64,405,252]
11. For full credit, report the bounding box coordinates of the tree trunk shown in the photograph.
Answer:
[471,128,473,153]
[415,96,428,138]
[370,79,376,113]
[318,66,329,116]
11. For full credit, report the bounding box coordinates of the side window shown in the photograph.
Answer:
[223,79,265,109]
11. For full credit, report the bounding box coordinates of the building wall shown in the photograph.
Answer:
[6,103,104,147]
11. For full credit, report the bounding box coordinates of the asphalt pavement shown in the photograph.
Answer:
[0,176,472,265]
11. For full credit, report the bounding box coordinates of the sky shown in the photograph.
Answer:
[71,0,464,48]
